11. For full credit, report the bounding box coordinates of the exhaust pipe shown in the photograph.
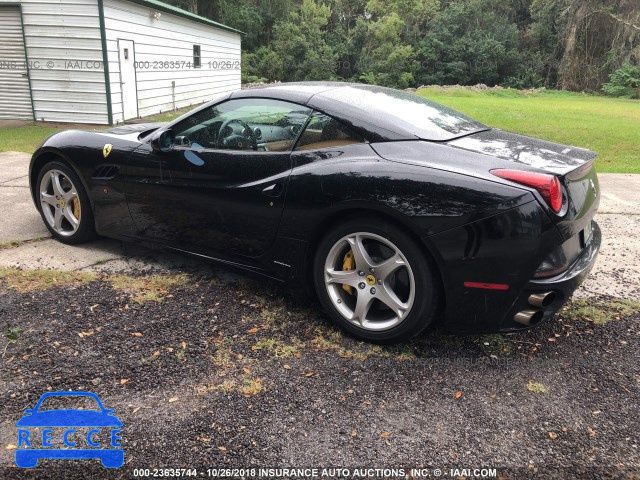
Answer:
[529,292,556,308]
[514,310,544,326]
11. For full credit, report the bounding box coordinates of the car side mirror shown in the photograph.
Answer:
[150,129,176,153]
[23,409,34,414]
[104,409,115,414]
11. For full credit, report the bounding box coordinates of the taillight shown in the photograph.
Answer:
[491,169,563,213]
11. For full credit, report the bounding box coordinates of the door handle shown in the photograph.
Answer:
[262,182,284,197]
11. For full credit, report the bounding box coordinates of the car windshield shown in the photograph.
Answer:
[316,85,487,141]
[37,395,101,412]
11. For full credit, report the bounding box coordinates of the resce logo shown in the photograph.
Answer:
[15,391,124,468]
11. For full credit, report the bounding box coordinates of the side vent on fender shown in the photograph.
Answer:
[92,165,120,180]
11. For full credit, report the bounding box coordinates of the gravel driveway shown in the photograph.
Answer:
[0,152,638,479]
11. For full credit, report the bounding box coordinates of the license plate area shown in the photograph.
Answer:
[581,221,593,248]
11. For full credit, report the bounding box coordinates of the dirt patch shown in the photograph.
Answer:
[108,273,192,303]
[0,267,96,293]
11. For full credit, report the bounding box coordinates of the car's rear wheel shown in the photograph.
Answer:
[313,217,440,343]
[36,161,96,244]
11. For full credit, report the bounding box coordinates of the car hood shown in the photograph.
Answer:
[16,410,123,427]
[104,122,166,136]
[447,129,596,176]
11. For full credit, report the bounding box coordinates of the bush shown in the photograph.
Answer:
[243,75,268,85]
[601,64,640,99]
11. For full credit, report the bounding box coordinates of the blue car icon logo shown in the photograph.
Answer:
[15,391,123,468]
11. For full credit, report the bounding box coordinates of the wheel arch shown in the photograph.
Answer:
[29,148,94,210]
[302,206,448,309]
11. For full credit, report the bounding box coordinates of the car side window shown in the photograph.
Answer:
[172,98,312,152]
[295,113,365,151]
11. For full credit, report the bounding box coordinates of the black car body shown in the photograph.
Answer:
[29,82,600,341]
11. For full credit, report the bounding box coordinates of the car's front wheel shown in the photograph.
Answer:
[313,217,440,343]
[36,161,96,244]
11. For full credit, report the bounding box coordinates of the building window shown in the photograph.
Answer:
[193,45,201,68]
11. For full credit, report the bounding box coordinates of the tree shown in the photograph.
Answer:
[417,0,525,86]
[359,12,418,88]
[268,0,337,81]
[556,0,640,91]
[163,0,640,92]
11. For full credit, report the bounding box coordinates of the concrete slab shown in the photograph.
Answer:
[0,120,31,128]
[0,152,48,242]
[0,238,124,270]
[575,213,640,299]
[0,186,50,243]
[2,177,29,188]
[597,174,640,215]
[0,151,30,184]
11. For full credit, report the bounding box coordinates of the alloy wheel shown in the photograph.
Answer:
[323,232,415,331]
[39,169,81,237]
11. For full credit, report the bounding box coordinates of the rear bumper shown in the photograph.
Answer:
[499,220,601,332]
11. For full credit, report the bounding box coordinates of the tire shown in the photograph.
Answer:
[35,160,96,245]
[313,216,440,343]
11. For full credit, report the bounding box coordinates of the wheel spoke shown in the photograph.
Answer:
[51,172,65,197]
[347,235,374,271]
[41,193,57,207]
[326,268,360,288]
[377,284,409,319]
[63,206,79,231]
[64,190,78,202]
[352,292,373,324]
[53,208,64,231]
[375,252,405,280]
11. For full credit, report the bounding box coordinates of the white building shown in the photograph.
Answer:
[0,0,242,124]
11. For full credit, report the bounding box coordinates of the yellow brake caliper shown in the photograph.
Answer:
[72,197,81,221]
[342,250,354,295]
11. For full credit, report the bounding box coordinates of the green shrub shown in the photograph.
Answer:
[601,64,640,99]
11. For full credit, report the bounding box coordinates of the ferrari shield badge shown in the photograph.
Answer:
[103,144,113,158]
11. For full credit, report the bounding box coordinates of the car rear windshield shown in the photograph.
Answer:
[316,85,487,141]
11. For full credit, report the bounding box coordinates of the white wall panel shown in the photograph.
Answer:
[104,0,241,123]
[0,5,33,120]
[0,0,108,124]
[0,0,241,124]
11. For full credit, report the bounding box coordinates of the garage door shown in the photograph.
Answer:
[0,6,33,120]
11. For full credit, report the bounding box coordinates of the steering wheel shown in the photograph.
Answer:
[217,118,257,150]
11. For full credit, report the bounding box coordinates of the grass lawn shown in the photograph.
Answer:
[417,87,640,173]
[1,88,637,173]
[0,123,76,154]
[0,106,191,155]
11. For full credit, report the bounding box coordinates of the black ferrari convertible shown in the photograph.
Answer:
[29,82,600,342]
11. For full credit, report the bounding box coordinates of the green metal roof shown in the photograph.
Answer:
[127,0,244,34]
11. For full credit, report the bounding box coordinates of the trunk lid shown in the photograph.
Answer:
[447,129,596,176]
[448,129,599,240]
